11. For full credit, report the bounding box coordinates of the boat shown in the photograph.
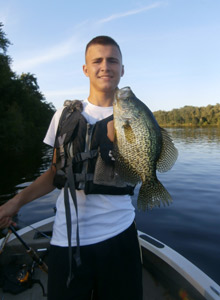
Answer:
[0,217,219,300]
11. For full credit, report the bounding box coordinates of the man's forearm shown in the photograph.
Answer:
[0,166,56,228]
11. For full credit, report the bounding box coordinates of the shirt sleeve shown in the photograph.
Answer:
[43,107,64,147]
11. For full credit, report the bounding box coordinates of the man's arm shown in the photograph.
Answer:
[0,151,57,228]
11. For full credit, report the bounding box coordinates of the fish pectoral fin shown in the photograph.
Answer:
[122,120,136,144]
[156,127,178,173]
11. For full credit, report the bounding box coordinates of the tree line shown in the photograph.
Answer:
[0,23,55,156]
[153,104,220,127]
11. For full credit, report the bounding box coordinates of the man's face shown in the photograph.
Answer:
[83,44,124,94]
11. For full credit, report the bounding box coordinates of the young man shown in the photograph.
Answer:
[0,36,143,300]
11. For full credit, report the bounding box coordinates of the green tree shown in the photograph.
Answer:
[0,23,55,155]
[154,103,220,127]
[0,22,11,54]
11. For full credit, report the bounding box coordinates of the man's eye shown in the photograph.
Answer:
[93,59,101,63]
[109,59,118,63]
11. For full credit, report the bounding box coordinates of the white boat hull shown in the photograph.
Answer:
[0,217,219,300]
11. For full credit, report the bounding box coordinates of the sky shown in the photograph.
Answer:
[0,0,220,112]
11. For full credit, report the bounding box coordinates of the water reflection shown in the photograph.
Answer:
[167,127,220,145]
[0,145,53,204]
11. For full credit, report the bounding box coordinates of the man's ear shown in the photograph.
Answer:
[121,65,124,77]
[83,64,89,77]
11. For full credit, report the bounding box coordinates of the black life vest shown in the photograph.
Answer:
[53,100,134,196]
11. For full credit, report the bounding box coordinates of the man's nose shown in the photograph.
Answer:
[100,60,110,71]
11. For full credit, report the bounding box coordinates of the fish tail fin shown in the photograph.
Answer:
[137,179,172,211]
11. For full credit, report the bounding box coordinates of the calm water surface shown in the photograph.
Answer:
[1,127,220,284]
[134,127,220,285]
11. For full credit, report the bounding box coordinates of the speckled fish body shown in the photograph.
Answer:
[113,87,178,210]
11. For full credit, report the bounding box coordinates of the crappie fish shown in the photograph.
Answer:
[113,87,178,210]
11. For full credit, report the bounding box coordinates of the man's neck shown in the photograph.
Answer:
[88,90,114,107]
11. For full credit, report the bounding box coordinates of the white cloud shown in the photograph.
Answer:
[44,86,88,109]
[0,10,9,25]
[12,35,85,71]
[0,1,20,28]
[44,86,88,98]
[96,2,164,24]
[0,3,11,25]
[11,2,165,72]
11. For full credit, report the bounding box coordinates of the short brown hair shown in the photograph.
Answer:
[85,36,122,58]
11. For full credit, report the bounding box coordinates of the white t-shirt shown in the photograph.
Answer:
[44,99,135,247]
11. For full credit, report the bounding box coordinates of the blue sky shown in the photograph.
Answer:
[1,0,220,111]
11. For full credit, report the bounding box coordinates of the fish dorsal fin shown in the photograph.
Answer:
[156,128,178,172]
[123,120,136,144]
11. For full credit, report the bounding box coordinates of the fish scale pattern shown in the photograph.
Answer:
[113,87,178,210]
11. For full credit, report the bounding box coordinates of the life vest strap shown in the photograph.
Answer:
[74,173,94,182]
[73,149,98,163]
[64,163,81,288]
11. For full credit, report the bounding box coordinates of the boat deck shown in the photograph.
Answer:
[0,220,169,300]
[1,218,220,299]
[0,265,168,300]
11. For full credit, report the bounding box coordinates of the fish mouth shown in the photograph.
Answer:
[116,87,132,99]
[114,86,132,106]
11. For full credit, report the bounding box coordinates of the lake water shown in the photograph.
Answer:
[134,127,220,285]
[1,127,220,285]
